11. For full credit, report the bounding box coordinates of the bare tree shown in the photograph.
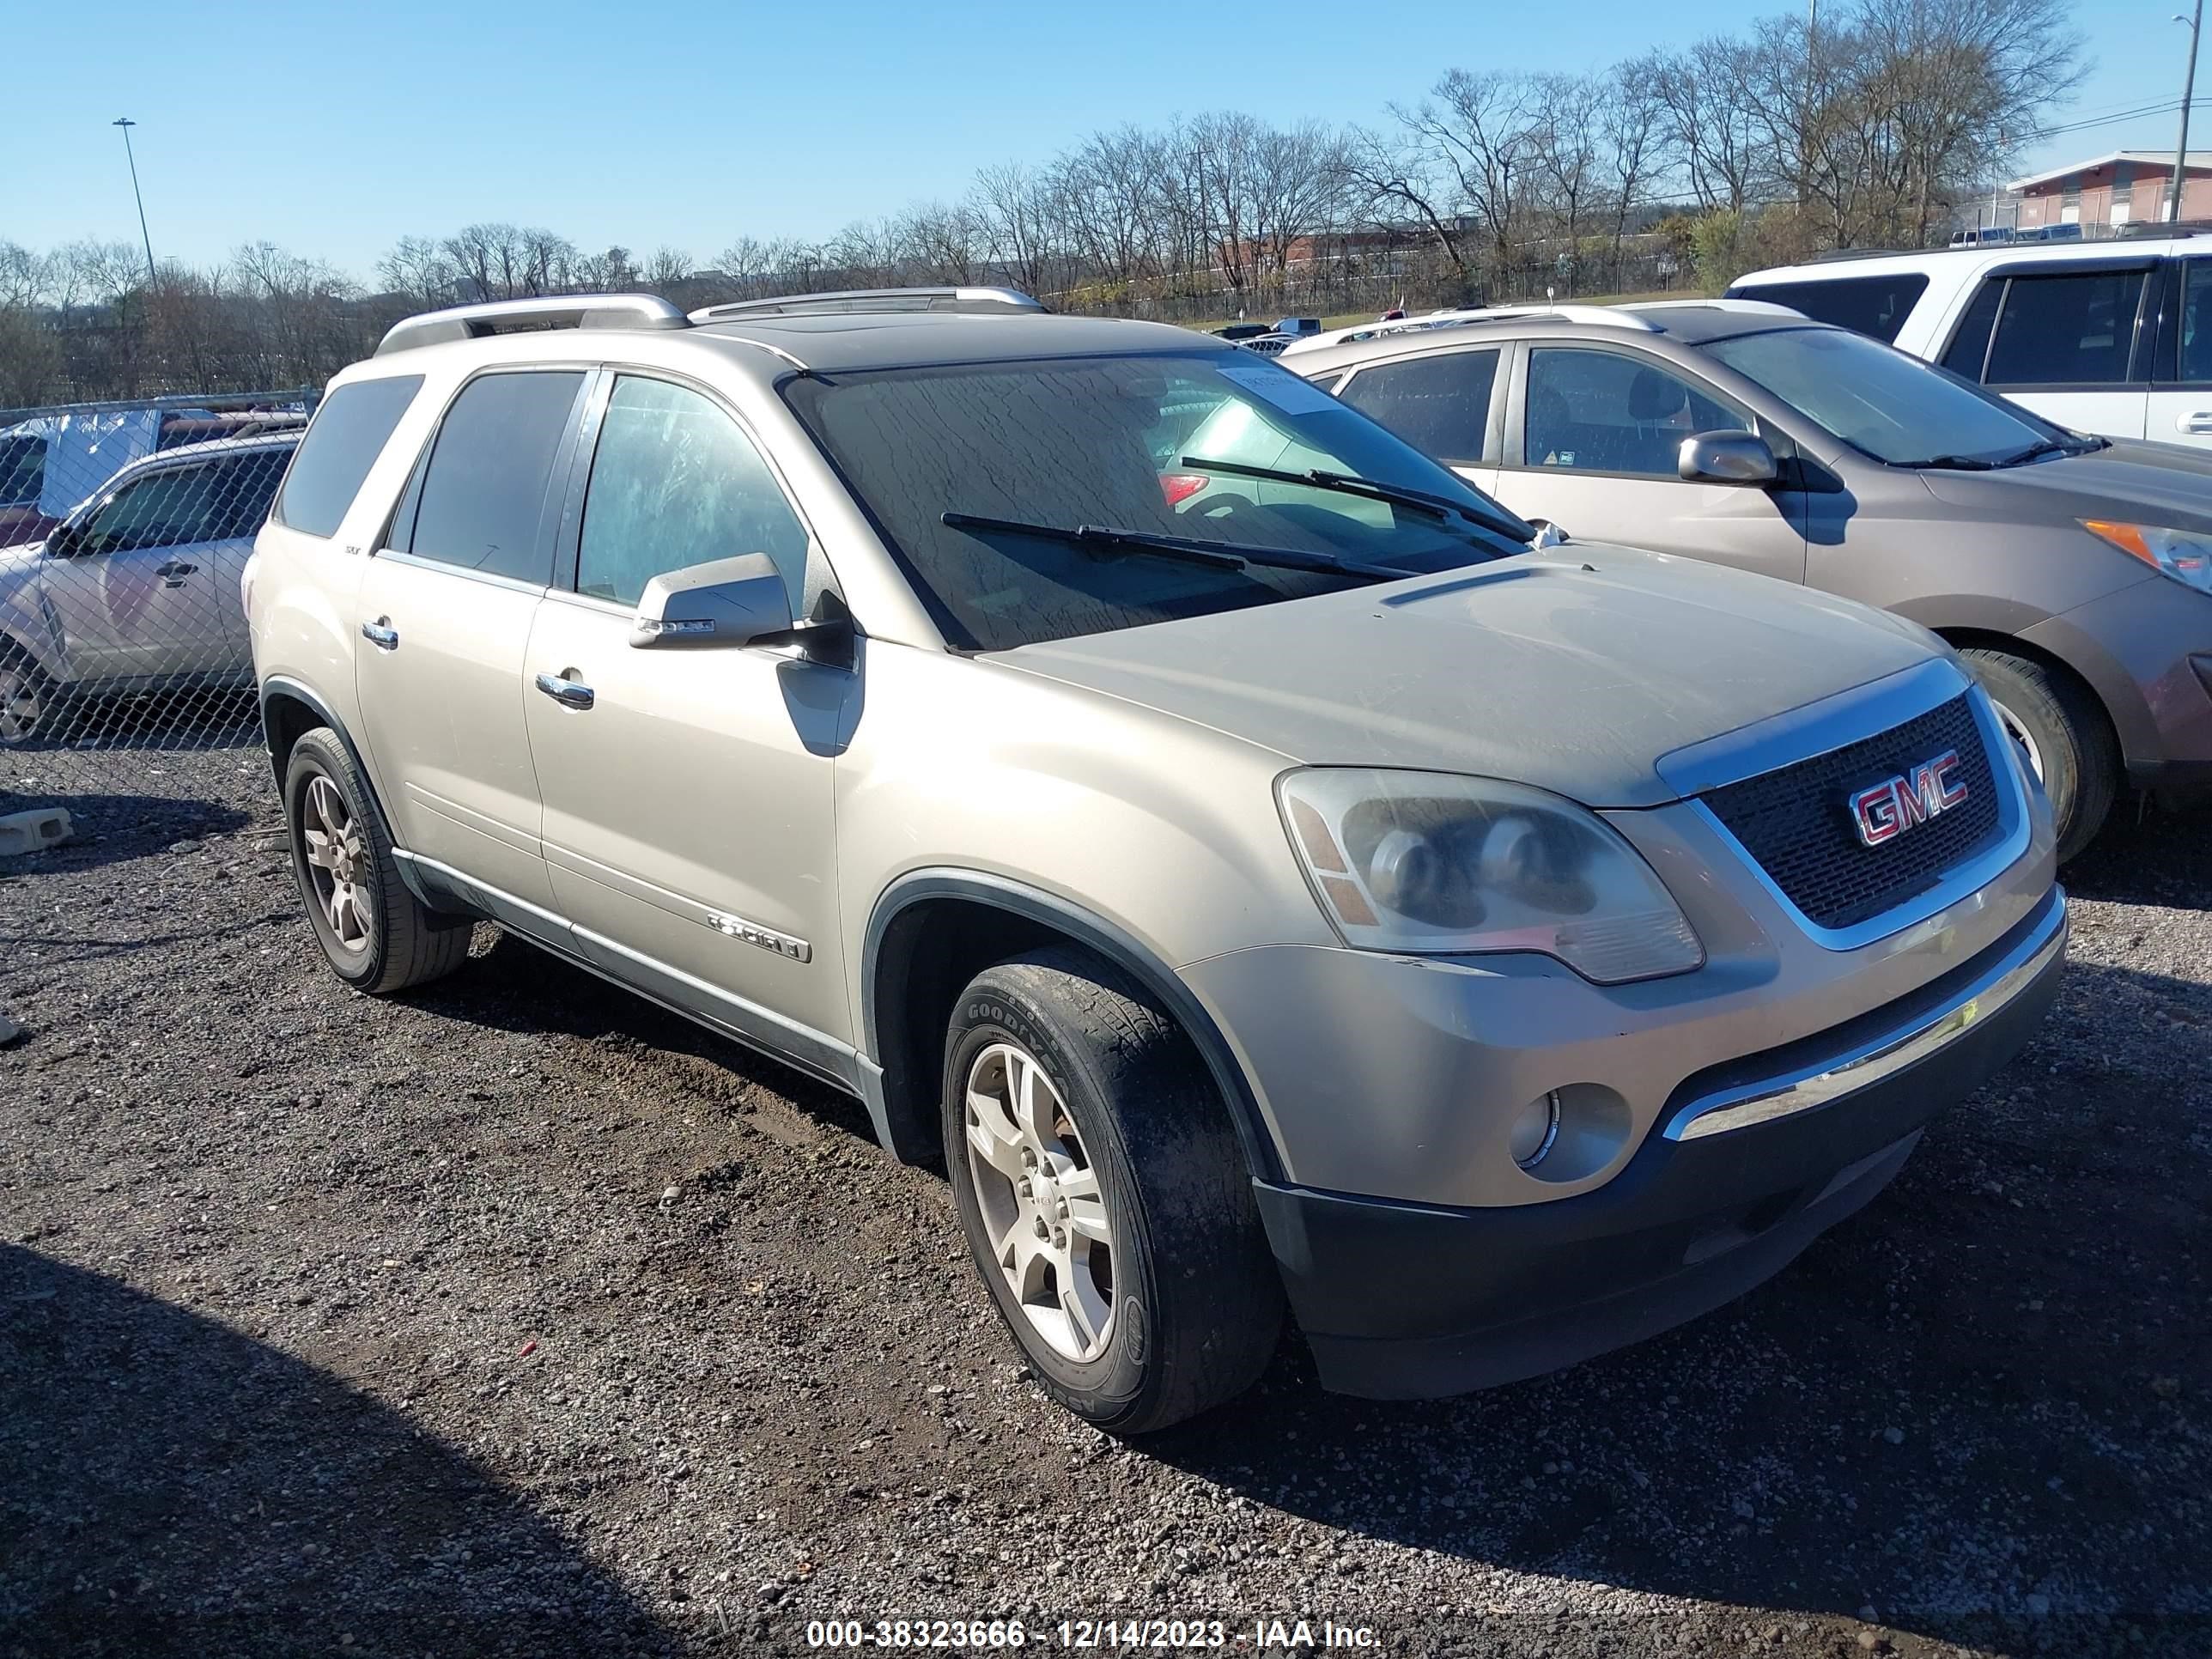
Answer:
[970,161,1059,298]
[1396,70,1541,273]
[377,236,453,307]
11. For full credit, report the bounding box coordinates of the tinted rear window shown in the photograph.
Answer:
[1981,270,2147,386]
[1336,350,1499,462]
[399,370,584,586]
[0,435,43,507]
[275,376,422,538]
[1729,273,1929,343]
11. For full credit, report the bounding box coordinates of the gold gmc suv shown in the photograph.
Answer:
[246,289,2065,1431]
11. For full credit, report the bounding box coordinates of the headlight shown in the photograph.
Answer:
[1277,769,1705,984]
[2082,520,2212,594]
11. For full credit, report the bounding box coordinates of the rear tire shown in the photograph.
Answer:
[942,945,1283,1434]
[283,726,471,994]
[1960,647,2118,863]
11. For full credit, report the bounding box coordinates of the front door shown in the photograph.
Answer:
[1495,344,1808,584]
[351,367,590,921]
[2145,256,2212,447]
[523,373,856,1064]
[43,452,274,682]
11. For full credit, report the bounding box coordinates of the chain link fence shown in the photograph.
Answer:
[1,390,314,815]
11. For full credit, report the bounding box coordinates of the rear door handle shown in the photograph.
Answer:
[534,671,595,709]
[155,560,198,585]
[360,619,399,650]
[2178,410,2212,435]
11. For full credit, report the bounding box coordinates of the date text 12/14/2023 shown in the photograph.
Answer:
[803,1618,1382,1649]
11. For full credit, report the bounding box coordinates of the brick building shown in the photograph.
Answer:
[2008,149,2212,229]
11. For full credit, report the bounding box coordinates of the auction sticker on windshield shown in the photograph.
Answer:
[1215,361,1342,416]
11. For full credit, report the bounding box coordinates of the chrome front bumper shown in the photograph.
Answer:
[1668,888,2069,1141]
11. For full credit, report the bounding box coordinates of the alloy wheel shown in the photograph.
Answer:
[961,1041,1115,1362]
[0,665,41,744]
[1991,698,2046,785]
[301,775,373,952]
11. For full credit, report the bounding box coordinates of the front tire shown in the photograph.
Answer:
[283,726,471,994]
[1960,647,2118,863]
[943,946,1283,1434]
[0,653,54,747]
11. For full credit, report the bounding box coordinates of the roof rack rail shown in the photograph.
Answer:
[689,286,1047,322]
[374,294,688,357]
[1632,297,1808,319]
[1806,246,1910,263]
[1284,302,1657,356]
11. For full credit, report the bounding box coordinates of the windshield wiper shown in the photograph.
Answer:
[1995,435,2102,467]
[1893,453,1998,471]
[1179,454,1529,539]
[940,511,1419,581]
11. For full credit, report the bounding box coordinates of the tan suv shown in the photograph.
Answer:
[247,289,2065,1431]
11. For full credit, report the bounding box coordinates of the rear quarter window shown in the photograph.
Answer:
[274,375,423,539]
[1728,273,1930,343]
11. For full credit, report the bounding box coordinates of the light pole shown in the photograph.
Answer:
[2173,3,2203,223]
[113,118,156,285]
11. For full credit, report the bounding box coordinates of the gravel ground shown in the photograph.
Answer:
[1,752,2207,1659]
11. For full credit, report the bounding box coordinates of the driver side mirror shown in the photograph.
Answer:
[1678,431,1779,486]
[629,553,793,649]
[43,523,85,558]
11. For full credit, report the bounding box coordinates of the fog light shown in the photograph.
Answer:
[1511,1091,1562,1169]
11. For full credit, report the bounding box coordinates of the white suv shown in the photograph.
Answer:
[1730,235,2212,447]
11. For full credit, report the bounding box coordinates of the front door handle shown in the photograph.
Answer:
[155,560,198,586]
[360,618,399,651]
[534,671,595,709]
[2179,410,2212,435]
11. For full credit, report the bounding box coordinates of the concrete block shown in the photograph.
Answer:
[0,806,73,857]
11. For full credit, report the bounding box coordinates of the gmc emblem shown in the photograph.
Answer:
[1849,750,1969,848]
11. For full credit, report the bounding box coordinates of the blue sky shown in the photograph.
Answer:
[3,0,2192,280]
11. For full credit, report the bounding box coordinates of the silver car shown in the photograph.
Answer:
[1285,301,2212,860]
[0,434,295,744]
[246,289,2064,1431]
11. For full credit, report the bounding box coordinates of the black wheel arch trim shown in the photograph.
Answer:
[860,869,1285,1183]
[257,675,448,915]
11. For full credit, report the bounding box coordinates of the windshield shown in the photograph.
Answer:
[1705,326,2068,467]
[783,351,1530,652]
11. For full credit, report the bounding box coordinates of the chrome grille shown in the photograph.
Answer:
[1700,695,2004,932]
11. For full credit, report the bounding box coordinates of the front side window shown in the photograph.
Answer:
[575,377,811,614]
[1981,270,2147,386]
[1705,326,2059,466]
[2175,261,2212,384]
[276,375,421,538]
[783,351,1529,653]
[80,471,218,554]
[1336,349,1499,463]
[1523,349,1749,476]
[1729,273,1929,344]
[398,370,584,586]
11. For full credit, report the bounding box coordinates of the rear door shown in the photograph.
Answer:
[1492,343,1808,583]
[1933,261,2153,441]
[352,367,589,921]
[1332,345,1504,493]
[186,447,292,673]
